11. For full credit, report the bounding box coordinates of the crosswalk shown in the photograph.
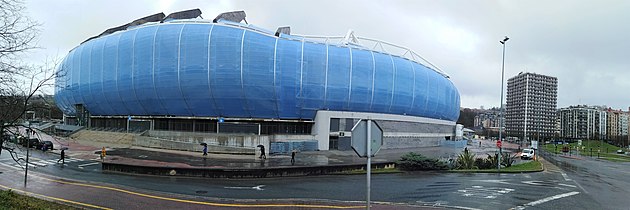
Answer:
[4,157,99,170]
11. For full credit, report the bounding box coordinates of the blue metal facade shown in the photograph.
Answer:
[55,21,460,121]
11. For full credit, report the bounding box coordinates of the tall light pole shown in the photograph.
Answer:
[498,36,509,172]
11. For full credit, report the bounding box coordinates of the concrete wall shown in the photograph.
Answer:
[133,135,255,154]
[385,137,443,149]
[102,161,397,178]
[134,131,316,154]
[312,110,456,150]
[141,130,268,154]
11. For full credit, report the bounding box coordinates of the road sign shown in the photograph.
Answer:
[531,140,538,149]
[496,140,502,148]
[351,119,383,158]
[350,119,383,210]
[218,117,224,123]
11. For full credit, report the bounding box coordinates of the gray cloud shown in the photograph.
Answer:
[24,0,630,110]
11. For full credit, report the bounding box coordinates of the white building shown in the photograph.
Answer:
[558,105,606,140]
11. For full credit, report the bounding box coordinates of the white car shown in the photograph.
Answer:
[521,149,535,160]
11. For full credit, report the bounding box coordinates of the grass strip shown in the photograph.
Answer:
[0,190,80,210]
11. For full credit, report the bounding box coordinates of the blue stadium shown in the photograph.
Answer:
[54,10,461,152]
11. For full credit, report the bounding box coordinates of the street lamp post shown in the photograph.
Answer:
[498,36,509,172]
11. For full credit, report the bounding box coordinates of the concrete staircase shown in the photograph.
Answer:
[70,130,136,148]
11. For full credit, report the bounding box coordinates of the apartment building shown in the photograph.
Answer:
[558,105,606,140]
[606,108,629,141]
[506,72,558,141]
[474,108,502,129]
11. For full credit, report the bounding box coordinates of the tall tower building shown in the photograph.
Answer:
[506,72,558,141]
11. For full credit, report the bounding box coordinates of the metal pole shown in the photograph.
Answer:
[25,123,30,186]
[498,37,508,172]
[366,119,372,210]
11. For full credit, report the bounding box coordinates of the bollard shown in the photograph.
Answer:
[590,148,592,157]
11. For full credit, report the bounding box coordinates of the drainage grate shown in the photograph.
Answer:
[195,190,208,194]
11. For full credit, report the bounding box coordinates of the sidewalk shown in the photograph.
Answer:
[31,130,516,177]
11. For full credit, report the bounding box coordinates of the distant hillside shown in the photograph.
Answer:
[456,108,480,128]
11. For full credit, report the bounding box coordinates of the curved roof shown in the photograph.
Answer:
[55,15,460,121]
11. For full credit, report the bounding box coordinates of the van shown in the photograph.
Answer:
[521,148,535,160]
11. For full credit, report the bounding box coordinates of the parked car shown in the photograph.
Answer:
[20,138,41,148]
[38,141,54,151]
[521,148,535,160]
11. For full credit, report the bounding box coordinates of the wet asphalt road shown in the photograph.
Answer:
[542,151,630,210]
[1,148,629,209]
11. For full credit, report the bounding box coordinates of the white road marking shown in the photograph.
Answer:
[560,172,572,181]
[44,160,59,164]
[34,160,50,165]
[456,186,514,199]
[523,191,580,207]
[29,161,47,167]
[474,179,513,185]
[572,179,588,194]
[224,185,265,191]
[522,181,543,186]
[0,161,23,170]
[77,162,99,168]
[558,183,577,188]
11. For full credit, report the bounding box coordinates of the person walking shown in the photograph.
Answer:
[259,145,266,159]
[57,149,65,164]
[291,149,296,165]
[202,144,208,156]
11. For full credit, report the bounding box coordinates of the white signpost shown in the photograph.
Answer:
[351,119,383,210]
[531,140,538,149]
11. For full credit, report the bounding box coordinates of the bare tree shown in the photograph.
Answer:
[0,0,61,170]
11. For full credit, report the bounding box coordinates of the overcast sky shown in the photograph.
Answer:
[24,0,630,111]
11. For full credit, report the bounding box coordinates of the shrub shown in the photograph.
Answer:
[486,153,499,168]
[474,157,493,169]
[456,149,476,169]
[397,152,448,171]
[501,152,517,167]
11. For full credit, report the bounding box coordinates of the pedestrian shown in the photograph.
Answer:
[464,147,468,153]
[479,141,482,147]
[202,144,208,156]
[291,149,296,165]
[259,145,266,159]
[57,149,65,164]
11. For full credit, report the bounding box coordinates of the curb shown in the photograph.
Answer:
[101,161,397,178]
